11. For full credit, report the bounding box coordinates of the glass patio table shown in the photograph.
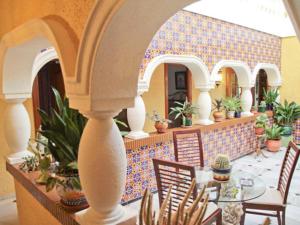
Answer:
[195,168,266,203]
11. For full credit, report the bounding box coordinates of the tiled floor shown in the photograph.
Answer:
[1,147,300,225]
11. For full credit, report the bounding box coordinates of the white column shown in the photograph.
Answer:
[77,111,135,225]
[3,99,33,164]
[241,87,253,117]
[195,88,214,125]
[126,95,149,139]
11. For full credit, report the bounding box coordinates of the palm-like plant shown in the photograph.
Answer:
[223,97,240,112]
[274,100,300,126]
[265,124,283,140]
[263,88,279,109]
[169,98,198,119]
[213,98,223,112]
[38,88,87,175]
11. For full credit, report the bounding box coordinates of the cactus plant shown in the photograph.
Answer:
[139,179,209,225]
[213,154,230,170]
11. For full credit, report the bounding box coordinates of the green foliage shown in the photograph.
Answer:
[255,113,268,128]
[265,124,284,140]
[113,118,128,128]
[147,110,171,123]
[169,98,198,120]
[19,155,39,172]
[263,88,279,105]
[274,100,300,126]
[223,97,241,112]
[38,88,87,175]
[212,98,223,112]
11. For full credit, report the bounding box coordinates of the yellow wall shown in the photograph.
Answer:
[143,64,165,133]
[281,36,300,104]
[0,0,95,198]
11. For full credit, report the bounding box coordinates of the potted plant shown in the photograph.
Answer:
[169,98,198,127]
[212,98,224,122]
[263,88,279,111]
[254,113,268,135]
[211,154,231,181]
[148,110,171,133]
[251,105,258,114]
[265,124,283,152]
[258,101,266,113]
[223,97,240,119]
[38,88,88,209]
[274,100,300,146]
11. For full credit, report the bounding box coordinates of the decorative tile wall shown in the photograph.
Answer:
[294,118,300,145]
[122,119,261,203]
[139,10,281,78]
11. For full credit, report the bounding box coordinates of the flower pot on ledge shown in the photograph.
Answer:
[182,116,192,127]
[154,121,168,133]
[213,111,224,122]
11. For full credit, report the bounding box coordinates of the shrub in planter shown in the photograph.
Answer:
[263,88,279,111]
[254,113,268,135]
[169,98,197,127]
[223,97,240,119]
[38,88,88,209]
[265,124,283,152]
[212,98,224,122]
[148,110,171,133]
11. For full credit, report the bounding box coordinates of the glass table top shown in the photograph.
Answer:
[195,168,266,203]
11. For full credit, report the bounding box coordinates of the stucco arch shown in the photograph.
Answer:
[211,60,253,88]
[75,0,197,113]
[141,54,214,92]
[253,63,282,87]
[0,18,78,100]
[31,47,59,87]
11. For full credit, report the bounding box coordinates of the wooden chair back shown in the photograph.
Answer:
[173,129,204,167]
[277,141,300,204]
[152,158,197,209]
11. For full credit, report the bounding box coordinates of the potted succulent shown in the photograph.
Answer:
[254,113,268,135]
[223,97,240,119]
[169,98,198,127]
[148,110,171,133]
[274,100,300,146]
[263,88,279,111]
[212,98,224,122]
[258,101,267,113]
[38,88,88,209]
[265,124,283,152]
[211,154,231,181]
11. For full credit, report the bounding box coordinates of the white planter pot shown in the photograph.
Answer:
[226,111,235,119]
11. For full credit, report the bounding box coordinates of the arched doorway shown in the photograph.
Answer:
[253,69,268,105]
[32,59,65,132]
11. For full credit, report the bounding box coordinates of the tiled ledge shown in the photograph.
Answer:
[6,162,80,225]
[124,111,273,147]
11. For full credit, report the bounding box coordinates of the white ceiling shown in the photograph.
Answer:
[184,0,296,37]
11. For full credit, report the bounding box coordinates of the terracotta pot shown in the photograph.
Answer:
[255,127,265,135]
[213,111,224,122]
[266,139,281,152]
[154,121,168,133]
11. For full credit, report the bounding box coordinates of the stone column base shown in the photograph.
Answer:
[126,131,149,140]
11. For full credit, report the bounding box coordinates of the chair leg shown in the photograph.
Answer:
[240,206,246,225]
[216,209,222,225]
[282,209,286,225]
[277,211,282,225]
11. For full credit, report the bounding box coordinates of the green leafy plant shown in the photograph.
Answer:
[169,98,198,119]
[274,100,300,126]
[212,98,223,112]
[255,114,268,128]
[223,97,241,112]
[147,110,171,123]
[259,101,266,107]
[263,88,279,105]
[114,118,128,128]
[38,88,87,191]
[265,124,283,140]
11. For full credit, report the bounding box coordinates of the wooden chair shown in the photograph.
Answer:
[153,158,222,225]
[173,129,204,167]
[241,141,300,225]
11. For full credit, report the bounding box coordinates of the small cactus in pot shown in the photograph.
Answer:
[211,154,231,181]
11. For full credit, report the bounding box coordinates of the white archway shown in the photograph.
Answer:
[253,63,282,87]
[211,60,253,116]
[31,47,59,87]
[142,54,214,91]
[0,18,78,164]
